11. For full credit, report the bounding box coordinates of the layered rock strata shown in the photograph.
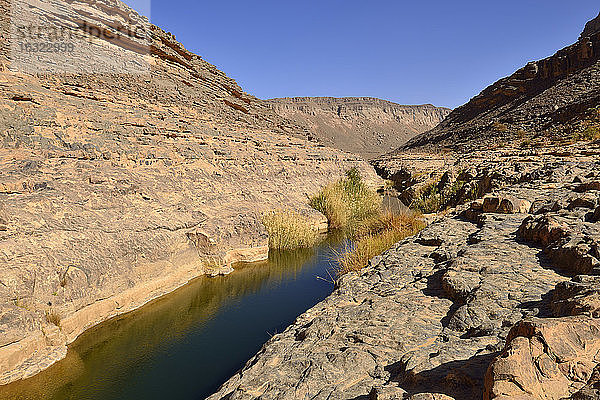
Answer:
[0,0,379,384]
[268,97,450,159]
[403,12,600,151]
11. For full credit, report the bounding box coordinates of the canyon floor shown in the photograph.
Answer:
[209,143,600,400]
[207,10,600,399]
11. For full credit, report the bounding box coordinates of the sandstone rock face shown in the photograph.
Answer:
[403,13,600,151]
[484,274,600,400]
[267,97,450,159]
[484,317,600,400]
[551,276,600,318]
[208,143,600,400]
[481,196,531,214]
[572,364,600,399]
[0,0,380,384]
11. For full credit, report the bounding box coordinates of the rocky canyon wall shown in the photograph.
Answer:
[268,97,450,159]
[405,12,600,151]
[0,0,379,384]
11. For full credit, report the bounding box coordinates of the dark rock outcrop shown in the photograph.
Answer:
[581,12,600,39]
[402,12,600,151]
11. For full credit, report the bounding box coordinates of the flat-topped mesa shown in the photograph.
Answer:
[270,97,448,126]
[0,0,379,386]
[402,10,600,151]
[267,97,450,159]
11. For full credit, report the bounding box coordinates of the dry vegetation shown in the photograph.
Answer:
[573,125,600,142]
[309,168,426,276]
[262,167,381,251]
[262,168,427,274]
[309,168,381,230]
[262,210,319,250]
[410,174,475,215]
[45,309,61,327]
[335,211,425,276]
[566,106,600,143]
[492,121,509,133]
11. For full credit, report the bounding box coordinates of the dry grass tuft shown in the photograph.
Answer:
[262,210,319,250]
[309,168,380,230]
[353,211,422,237]
[336,210,425,276]
[492,121,509,133]
[410,175,475,214]
[45,309,61,327]
[573,125,600,142]
[308,169,426,276]
[411,180,443,214]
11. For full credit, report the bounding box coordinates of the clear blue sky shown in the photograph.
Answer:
[125,0,598,109]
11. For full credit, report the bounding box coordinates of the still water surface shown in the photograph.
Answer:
[0,237,343,400]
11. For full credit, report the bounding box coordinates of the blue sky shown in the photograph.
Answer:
[124,1,598,109]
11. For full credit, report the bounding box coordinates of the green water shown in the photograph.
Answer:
[0,238,343,400]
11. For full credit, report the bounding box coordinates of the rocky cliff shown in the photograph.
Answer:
[404,11,600,151]
[0,0,379,384]
[268,97,450,159]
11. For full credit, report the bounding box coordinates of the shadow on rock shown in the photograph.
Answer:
[386,352,499,400]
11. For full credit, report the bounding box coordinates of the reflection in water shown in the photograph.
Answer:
[0,236,342,400]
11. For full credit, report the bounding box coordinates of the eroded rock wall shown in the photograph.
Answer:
[0,0,379,384]
[268,97,450,159]
[404,12,600,151]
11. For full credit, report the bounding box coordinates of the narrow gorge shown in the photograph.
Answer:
[0,0,379,386]
[0,1,599,400]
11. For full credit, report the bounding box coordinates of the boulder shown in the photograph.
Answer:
[517,215,568,247]
[482,196,531,214]
[529,199,563,215]
[575,181,600,193]
[484,317,600,400]
[551,276,600,317]
[459,200,485,224]
[546,237,600,275]
[567,195,598,210]
[592,206,600,222]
